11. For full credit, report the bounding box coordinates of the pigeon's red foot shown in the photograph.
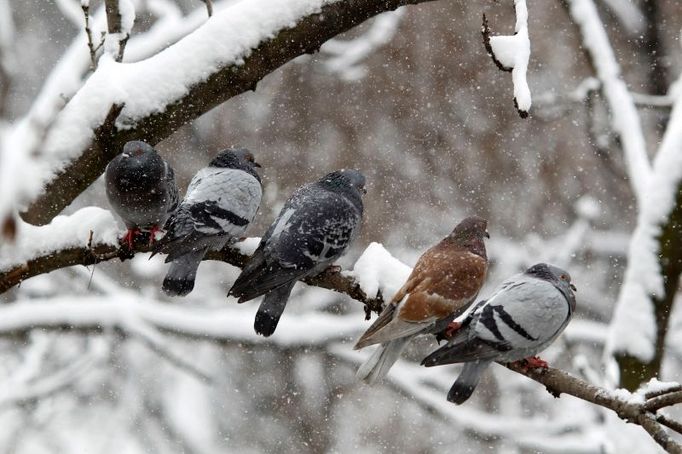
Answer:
[512,356,549,372]
[148,225,163,245]
[443,321,462,339]
[122,228,141,249]
[525,356,549,369]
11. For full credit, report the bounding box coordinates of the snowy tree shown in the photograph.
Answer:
[1,0,682,452]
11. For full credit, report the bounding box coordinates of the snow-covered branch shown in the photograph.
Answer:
[20,0,443,226]
[607,74,682,390]
[481,0,532,118]
[321,9,405,81]
[0,208,383,312]
[565,0,651,203]
[505,364,682,453]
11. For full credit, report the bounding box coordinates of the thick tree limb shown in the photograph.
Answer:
[22,0,441,226]
[0,235,383,312]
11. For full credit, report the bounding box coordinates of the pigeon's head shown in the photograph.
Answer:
[122,140,156,158]
[450,216,489,242]
[210,147,262,180]
[112,141,166,190]
[526,263,577,310]
[320,169,366,196]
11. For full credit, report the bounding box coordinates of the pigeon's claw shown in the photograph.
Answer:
[444,321,462,339]
[122,228,141,249]
[511,356,549,372]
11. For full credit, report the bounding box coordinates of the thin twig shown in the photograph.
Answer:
[645,391,682,413]
[201,0,213,17]
[81,2,98,70]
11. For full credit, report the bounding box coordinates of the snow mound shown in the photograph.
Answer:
[0,206,119,271]
[346,242,411,301]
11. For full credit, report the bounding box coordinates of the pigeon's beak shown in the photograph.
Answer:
[253,161,262,168]
[484,230,490,239]
[570,283,577,292]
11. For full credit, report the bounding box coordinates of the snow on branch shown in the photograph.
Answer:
[21,0,443,226]
[481,0,532,118]
[0,207,384,312]
[607,74,682,388]
[565,0,651,203]
[0,296,367,347]
[104,0,135,62]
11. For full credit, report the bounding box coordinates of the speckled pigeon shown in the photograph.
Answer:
[354,216,489,384]
[105,140,179,248]
[153,148,262,296]
[421,263,577,404]
[228,169,366,337]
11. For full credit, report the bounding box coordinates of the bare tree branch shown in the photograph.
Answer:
[21,0,442,226]
[507,363,682,453]
[82,2,99,70]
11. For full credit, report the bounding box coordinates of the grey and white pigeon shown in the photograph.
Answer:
[421,263,577,404]
[105,140,179,248]
[354,216,489,384]
[153,148,262,296]
[228,169,366,337]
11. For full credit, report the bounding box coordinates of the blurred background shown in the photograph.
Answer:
[1,0,681,452]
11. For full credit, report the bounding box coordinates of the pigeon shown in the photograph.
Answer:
[105,140,179,248]
[421,263,577,404]
[229,169,366,337]
[353,216,489,384]
[153,148,262,296]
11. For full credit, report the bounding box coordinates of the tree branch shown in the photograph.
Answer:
[0,235,383,312]
[21,0,441,226]
[506,363,682,453]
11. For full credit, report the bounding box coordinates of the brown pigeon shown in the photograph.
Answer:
[354,216,489,384]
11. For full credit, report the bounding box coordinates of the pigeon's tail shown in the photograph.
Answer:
[162,249,205,297]
[355,338,409,385]
[447,360,491,404]
[254,283,295,337]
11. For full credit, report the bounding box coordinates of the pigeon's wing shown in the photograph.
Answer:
[184,167,262,237]
[230,185,362,302]
[156,168,261,258]
[472,276,571,353]
[354,302,401,349]
[270,188,362,268]
[163,161,179,213]
[421,300,505,366]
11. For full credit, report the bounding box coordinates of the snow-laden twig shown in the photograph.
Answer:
[481,0,532,118]
[565,0,651,203]
[321,9,404,81]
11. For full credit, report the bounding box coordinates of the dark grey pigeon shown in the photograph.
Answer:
[229,169,366,337]
[421,263,577,405]
[153,148,263,296]
[105,140,179,248]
